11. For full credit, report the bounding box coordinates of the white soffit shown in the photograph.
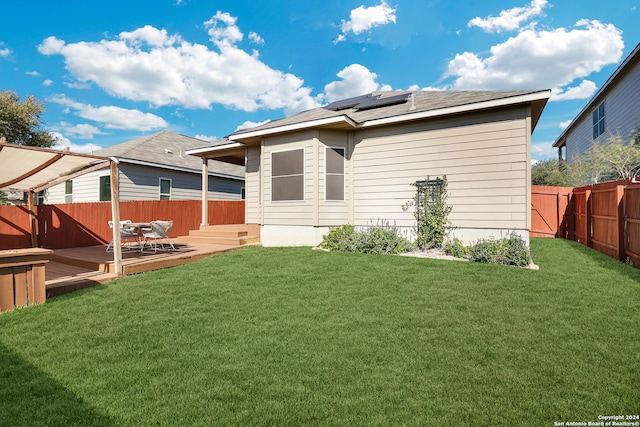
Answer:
[0,143,109,192]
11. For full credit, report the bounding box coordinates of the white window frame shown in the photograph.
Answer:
[64,180,73,204]
[99,174,111,202]
[159,178,172,200]
[270,148,305,202]
[592,101,605,139]
[325,146,345,202]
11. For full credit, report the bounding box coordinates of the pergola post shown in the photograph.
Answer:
[27,191,38,248]
[201,156,209,227]
[109,159,123,276]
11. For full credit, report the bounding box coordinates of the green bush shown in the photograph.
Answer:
[468,233,531,267]
[318,224,356,251]
[319,222,413,255]
[443,238,469,259]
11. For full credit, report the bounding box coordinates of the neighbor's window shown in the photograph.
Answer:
[64,180,73,203]
[325,147,345,201]
[36,190,46,205]
[159,178,171,200]
[99,175,111,201]
[592,101,605,139]
[271,148,304,201]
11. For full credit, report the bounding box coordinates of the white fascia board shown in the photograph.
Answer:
[361,91,551,128]
[228,115,358,141]
[116,158,244,181]
[186,142,245,156]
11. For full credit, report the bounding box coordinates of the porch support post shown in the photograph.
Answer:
[201,157,209,226]
[109,159,123,276]
[28,191,38,248]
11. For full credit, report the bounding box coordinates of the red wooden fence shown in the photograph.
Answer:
[532,180,640,267]
[0,200,245,250]
[530,185,573,238]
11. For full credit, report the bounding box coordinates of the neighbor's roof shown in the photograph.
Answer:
[553,43,640,148]
[93,131,244,180]
[228,89,550,144]
[0,142,109,192]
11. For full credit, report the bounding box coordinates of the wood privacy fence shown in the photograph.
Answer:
[532,180,640,267]
[0,200,245,250]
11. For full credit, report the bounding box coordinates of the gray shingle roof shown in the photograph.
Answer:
[93,131,244,179]
[231,90,547,137]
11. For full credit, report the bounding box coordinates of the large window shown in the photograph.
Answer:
[325,147,345,201]
[159,178,171,200]
[271,149,304,201]
[64,180,73,203]
[592,101,605,139]
[99,175,111,201]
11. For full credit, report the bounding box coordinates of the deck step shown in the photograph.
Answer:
[179,224,261,246]
[189,229,248,238]
[176,235,260,246]
[50,252,112,272]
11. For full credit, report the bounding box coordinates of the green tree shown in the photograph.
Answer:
[567,133,640,186]
[0,91,55,147]
[531,159,569,186]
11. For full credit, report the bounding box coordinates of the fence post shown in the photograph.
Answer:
[585,188,592,248]
[617,184,625,261]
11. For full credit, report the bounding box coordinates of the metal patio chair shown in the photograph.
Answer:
[142,220,175,253]
[106,220,140,252]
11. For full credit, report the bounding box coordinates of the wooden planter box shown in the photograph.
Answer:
[0,248,52,313]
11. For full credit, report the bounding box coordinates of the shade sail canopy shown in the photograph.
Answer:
[0,142,110,192]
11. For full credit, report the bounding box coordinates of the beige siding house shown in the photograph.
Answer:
[189,90,550,246]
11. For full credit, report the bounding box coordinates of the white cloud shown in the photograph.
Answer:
[235,120,271,132]
[335,1,397,43]
[62,123,106,139]
[52,132,102,154]
[43,79,53,87]
[559,120,572,129]
[26,71,40,76]
[445,20,623,100]
[38,14,320,115]
[468,0,548,33]
[551,80,597,101]
[49,94,168,131]
[0,42,11,57]
[531,141,557,161]
[248,32,264,44]
[323,64,391,102]
[194,134,220,142]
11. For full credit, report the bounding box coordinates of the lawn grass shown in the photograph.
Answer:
[1,238,638,426]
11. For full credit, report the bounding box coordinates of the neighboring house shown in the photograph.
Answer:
[44,131,244,204]
[188,90,550,246]
[553,43,640,161]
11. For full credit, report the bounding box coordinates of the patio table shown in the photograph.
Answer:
[122,222,152,252]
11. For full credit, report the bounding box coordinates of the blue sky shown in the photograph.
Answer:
[1,0,638,161]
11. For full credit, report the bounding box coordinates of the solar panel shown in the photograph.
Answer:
[324,94,372,111]
[324,93,410,112]
[355,93,409,111]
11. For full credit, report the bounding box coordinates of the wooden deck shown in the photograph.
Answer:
[45,227,259,298]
